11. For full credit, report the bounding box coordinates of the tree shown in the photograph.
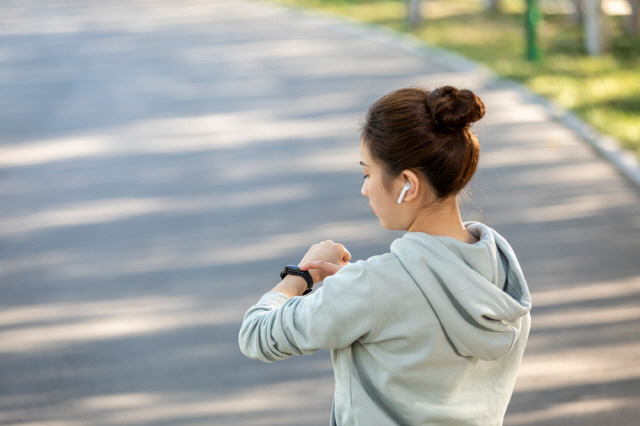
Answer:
[486,0,502,12]
[569,0,584,24]
[626,0,640,34]
[583,0,609,55]
[407,0,422,28]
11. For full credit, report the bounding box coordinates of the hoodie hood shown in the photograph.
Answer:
[390,222,532,361]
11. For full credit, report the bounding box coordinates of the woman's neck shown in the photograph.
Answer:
[407,198,477,244]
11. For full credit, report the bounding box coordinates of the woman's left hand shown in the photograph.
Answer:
[298,240,351,283]
[300,260,348,283]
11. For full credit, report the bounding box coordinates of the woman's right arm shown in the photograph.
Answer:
[238,263,374,363]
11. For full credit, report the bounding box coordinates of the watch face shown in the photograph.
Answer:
[285,265,302,274]
[281,265,305,281]
[281,265,313,291]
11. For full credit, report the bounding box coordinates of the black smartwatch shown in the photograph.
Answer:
[280,265,314,295]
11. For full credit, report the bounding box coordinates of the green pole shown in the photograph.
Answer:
[525,0,542,61]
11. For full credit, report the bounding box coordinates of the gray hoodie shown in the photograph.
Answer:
[239,222,532,425]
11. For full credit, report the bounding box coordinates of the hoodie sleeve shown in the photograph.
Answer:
[238,262,373,363]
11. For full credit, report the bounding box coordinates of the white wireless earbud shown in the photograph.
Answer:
[397,182,411,204]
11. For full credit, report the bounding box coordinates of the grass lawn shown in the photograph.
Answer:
[269,0,640,158]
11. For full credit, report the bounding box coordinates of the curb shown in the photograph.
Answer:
[271,1,640,189]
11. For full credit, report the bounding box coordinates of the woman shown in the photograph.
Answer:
[239,86,532,426]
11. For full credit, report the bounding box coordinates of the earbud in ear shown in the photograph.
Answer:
[397,182,411,204]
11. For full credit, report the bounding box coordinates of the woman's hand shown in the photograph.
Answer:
[271,241,351,298]
[298,240,351,283]
[300,260,346,283]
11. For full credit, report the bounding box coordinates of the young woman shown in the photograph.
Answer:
[239,86,532,426]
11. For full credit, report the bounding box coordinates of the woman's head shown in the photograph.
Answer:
[361,86,485,200]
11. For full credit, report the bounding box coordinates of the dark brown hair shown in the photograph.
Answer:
[361,86,485,199]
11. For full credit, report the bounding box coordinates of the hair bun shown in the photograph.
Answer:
[426,86,485,129]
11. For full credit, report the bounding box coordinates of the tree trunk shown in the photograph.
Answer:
[582,0,608,55]
[625,0,640,34]
[486,0,502,12]
[407,0,422,28]
[570,0,583,23]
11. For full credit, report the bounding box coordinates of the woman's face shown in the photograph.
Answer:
[360,142,409,230]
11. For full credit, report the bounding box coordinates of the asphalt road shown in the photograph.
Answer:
[1,1,639,425]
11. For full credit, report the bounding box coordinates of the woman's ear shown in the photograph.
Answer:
[399,170,421,203]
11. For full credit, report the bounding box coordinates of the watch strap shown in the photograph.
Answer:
[280,265,314,295]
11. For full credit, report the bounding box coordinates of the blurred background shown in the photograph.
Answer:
[1,0,639,425]
[276,0,640,158]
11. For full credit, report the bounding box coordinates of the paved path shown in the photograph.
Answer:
[1,1,639,425]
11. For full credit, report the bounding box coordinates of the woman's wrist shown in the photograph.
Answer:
[271,274,308,298]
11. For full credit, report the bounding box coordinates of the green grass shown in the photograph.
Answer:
[270,0,640,157]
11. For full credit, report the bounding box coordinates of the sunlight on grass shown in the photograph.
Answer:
[270,0,640,157]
